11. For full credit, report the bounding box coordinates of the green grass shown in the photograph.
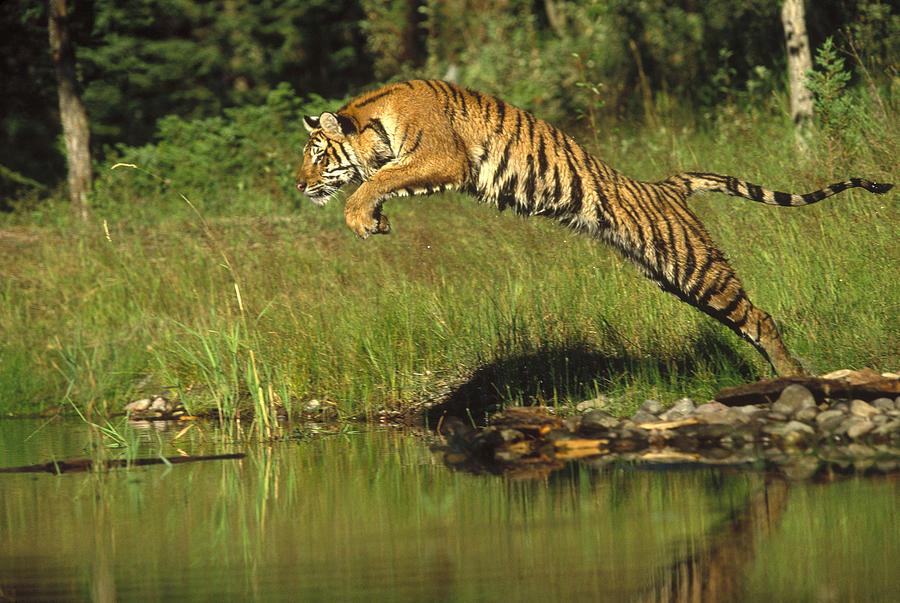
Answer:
[1,98,897,425]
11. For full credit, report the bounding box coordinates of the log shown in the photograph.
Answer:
[715,369,900,406]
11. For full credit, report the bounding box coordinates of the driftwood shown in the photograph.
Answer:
[714,369,900,406]
[0,453,245,474]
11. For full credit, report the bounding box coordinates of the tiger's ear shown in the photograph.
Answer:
[319,112,357,137]
[302,115,319,133]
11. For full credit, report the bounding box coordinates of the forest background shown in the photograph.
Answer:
[1,1,898,420]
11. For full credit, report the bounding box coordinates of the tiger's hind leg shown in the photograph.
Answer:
[658,244,806,377]
[628,192,808,376]
[694,279,807,376]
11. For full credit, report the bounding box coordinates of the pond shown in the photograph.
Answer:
[1,418,898,601]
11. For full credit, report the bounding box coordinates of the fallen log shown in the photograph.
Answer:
[715,369,900,406]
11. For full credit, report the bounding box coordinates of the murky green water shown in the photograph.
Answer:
[1,419,897,601]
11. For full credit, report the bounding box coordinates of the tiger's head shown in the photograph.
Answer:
[296,112,362,206]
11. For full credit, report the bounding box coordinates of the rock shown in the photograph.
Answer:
[850,399,878,419]
[581,410,620,431]
[873,419,900,436]
[639,399,662,415]
[694,401,729,416]
[835,416,866,436]
[631,410,659,425]
[693,423,736,440]
[765,420,816,447]
[692,405,736,426]
[124,398,152,413]
[794,406,819,422]
[576,395,609,412]
[846,443,876,458]
[847,420,875,439]
[767,411,789,422]
[659,398,695,421]
[149,395,169,412]
[772,384,816,416]
[871,397,895,411]
[815,409,846,432]
[735,405,767,418]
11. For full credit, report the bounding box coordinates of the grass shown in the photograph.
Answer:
[1,95,897,427]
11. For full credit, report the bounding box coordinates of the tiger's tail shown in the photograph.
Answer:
[670,172,893,207]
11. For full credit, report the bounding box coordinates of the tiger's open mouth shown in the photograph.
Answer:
[298,184,336,207]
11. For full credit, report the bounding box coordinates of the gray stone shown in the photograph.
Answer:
[815,409,846,432]
[694,402,729,416]
[794,406,819,422]
[124,398,152,413]
[576,395,609,412]
[850,399,878,419]
[835,416,866,436]
[581,409,620,431]
[767,411,789,422]
[765,420,815,446]
[871,397,895,411]
[659,398,695,421]
[763,420,814,436]
[847,420,875,439]
[872,419,900,436]
[639,399,663,415]
[149,395,169,411]
[672,397,696,413]
[735,405,767,418]
[631,410,660,425]
[772,384,816,416]
[694,423,735,439]
[694,408,736,425]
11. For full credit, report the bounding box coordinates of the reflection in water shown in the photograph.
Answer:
[0,419,898,600]
[640,476,789,602]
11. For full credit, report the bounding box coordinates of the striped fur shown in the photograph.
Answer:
[295,79,893,376]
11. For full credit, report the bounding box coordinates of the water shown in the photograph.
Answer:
[1,419,897,601]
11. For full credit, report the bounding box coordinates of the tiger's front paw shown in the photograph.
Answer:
[346,207,391,239]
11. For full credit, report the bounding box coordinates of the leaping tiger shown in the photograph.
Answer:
[295,79,893,377]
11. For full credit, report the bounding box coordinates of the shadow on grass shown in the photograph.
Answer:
[427,327,759,426]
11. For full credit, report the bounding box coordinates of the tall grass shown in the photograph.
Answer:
[1,86,897,424]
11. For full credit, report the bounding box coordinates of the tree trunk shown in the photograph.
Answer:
[781,0,814,153]
[49,0,92,220]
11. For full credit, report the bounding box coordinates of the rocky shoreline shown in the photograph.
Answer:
[439,369,900,479]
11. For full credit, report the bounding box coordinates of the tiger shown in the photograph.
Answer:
[295,79,893,377]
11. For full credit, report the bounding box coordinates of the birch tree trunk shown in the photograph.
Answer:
[49,0,92,220]
[781,0,814,153]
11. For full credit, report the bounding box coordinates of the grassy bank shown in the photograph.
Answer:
[1,95,897,423]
